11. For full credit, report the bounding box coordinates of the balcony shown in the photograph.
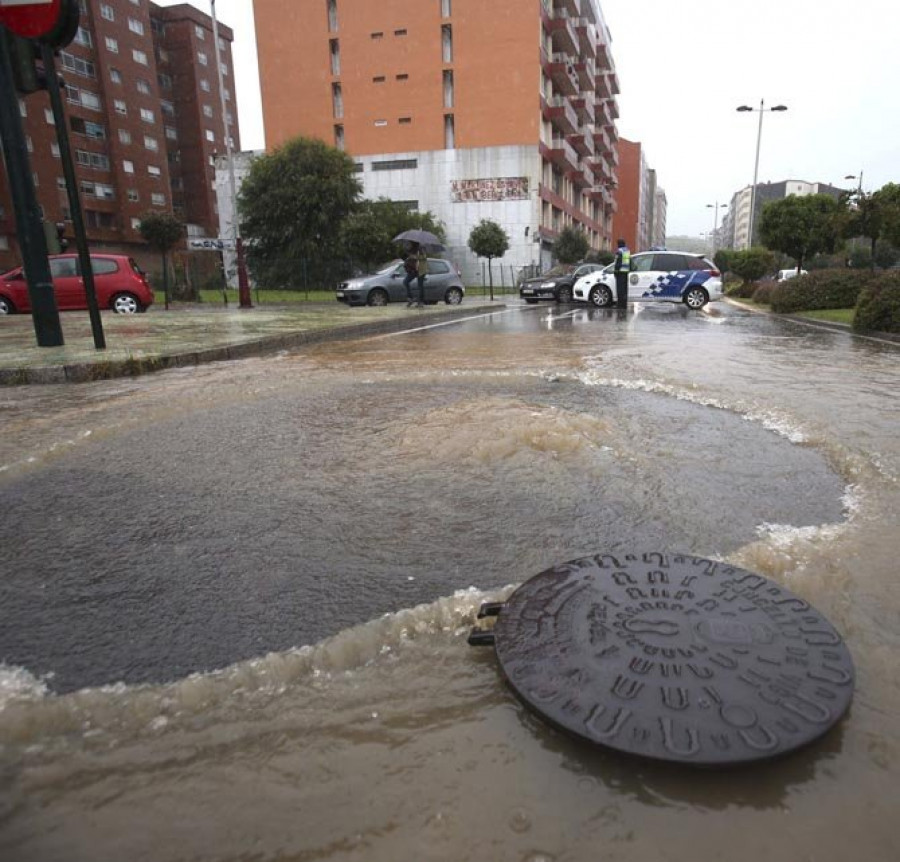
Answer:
[542,94,579,135]
[608,95,620,119]
[573,56,595,90]
[569,162,592,188]
[596,41,612,72]
[594,99,612,128]
[608,69,621,95]
[541,50,579,96]
[566,128,592,157]
[552,0,580,16]
[543,8,579,56]
[594,73,611,99]
[574,18,597,57]
[543,136,579,173]
[570,93,595,124]
[593,124,613,156]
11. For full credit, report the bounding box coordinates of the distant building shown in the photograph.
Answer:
[611,138,665,251]
[723,179,847,249]
[0,1,239,273]
[253,0,622,281]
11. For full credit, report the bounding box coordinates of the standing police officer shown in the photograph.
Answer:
[614,238,631,309]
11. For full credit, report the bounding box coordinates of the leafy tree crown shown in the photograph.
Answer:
[468,219,509,260]
[554,226,589,264]
[138,212,183,252]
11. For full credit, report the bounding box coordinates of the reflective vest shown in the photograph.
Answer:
[616,247,631,272]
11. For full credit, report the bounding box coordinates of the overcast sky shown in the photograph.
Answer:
[159,0,900,237]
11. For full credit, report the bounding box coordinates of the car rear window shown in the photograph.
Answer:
[685,256,710,270]
[50,258,78,277]
[91,259,119,275]
[129,258,144,275]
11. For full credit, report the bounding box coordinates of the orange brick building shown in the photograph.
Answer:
[253,0,620,279]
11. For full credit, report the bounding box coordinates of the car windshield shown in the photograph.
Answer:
[542,265,572,278]
[376,260,403,274]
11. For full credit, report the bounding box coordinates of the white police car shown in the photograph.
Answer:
[572,251,723,309]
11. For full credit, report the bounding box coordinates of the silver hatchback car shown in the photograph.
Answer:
[337,259,465,307]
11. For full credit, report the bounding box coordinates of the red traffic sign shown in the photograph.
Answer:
[0,0,78,46]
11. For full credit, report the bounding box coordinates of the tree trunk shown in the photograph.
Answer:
[162,251,170,310]
[488,257,494,301]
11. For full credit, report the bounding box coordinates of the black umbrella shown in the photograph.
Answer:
[392,229,445,252]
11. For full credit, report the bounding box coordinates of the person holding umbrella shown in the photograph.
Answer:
[392,229,445,308]
[414,243,428,307]
[403,243,419,306]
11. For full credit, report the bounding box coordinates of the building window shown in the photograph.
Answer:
[109,68,122,84]
[105,36,118,54]
[71,117,106,139]
[195,24,205,40]
[60,52,96,79]
[57,176,67,190]
[198,51,208,66]
[158,72,172,89]
[330,39,340,76]
[100,4,114,21]
[223,89,231,101]
[394,29,407,36]
[334,125,344,150]
[140,107,155,123]
[219,63,228,76]
[205,129,215,142]
[50,142,60,157]
[144,135,159,151]
[161,100,175,117]
[443,70,454,108]
[151,193,166,206]
[444,113,455,149]
[118,128,132,144]
[133,49,148,66]
[327,0,338,32]
[136,78,151,95]
[332,83,343,119]
[131,217,141,230]
[128,189,139,202]
[374,119,387,127]
[442,25,453,63]
[114,99,127,115]
[200,79,211,92]
[203,104,213,117]
[80,91,101,110]
[396,74,408,81]
[74,27,92,47]
[147,165,161,177]
[441,0,452,17]
[373,76,385,83]
[399,117,411,125]
[165,125,177,140]
[44,108,55,125]
[128,18,144,35]
[372,159,417,171]
[18,98,26,117]
[75,150,110,170]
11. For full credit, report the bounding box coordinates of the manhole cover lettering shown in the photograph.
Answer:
[488,553,855,766]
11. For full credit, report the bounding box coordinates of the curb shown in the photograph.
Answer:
[0,304,506,386]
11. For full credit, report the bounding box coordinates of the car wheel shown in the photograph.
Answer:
[556,286,573,304]
[589,285,613,308]
[444,287,463,305]
[524,298,539,304]
[111,292,141,314]
[683,287,709,310]
[367,288,389,307]
[0,295,15,315]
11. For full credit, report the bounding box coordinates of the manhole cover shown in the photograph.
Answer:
[471,553,855,766]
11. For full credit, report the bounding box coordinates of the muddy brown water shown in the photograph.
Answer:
[1,303,898,862]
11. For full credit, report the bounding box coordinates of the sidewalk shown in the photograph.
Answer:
[0,301,504,384]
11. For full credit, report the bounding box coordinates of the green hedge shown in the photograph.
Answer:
[724,279,760,299]
[853,271,900,334]
[769,269,875,314]
[752,282,775,304]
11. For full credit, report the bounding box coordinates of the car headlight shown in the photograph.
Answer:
[540,281,556,288]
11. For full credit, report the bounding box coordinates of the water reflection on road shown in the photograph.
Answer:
[1,301,898,862]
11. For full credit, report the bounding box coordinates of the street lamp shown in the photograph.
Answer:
[844,172,864,195]
[210,0,252,308]
[706,202,727,254]
[736,100,788,248]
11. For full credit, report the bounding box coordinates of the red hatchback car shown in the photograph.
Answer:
[0,254,154,315]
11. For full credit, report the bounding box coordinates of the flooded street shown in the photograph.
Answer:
[1,302,898,862]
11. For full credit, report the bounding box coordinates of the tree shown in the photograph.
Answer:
[238,136,362,289]
[844,190,884,270]
[138,211,183,310]
[339,198,445,273]
[730,247,775,284]
[875,183,900,249]
[759,194,842,271]
[554,226,589,264]
[468,219,509,300]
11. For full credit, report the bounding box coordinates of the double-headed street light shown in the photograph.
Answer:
[844,172,864,195]
[706,202,727,254]
[736,100,788,247]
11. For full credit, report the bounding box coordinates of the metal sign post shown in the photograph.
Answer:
[40,41,104,348]
[0,26,63,346]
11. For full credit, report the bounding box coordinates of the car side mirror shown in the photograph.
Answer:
[391,272,401,278]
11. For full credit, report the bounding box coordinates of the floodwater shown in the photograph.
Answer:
[0,302,898,862]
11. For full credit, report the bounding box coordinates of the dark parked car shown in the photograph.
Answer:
[0,254,154,314]
[336,259,465,306]
[519,262,605,304]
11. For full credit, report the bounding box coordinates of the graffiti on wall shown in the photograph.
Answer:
[451,177,529,203]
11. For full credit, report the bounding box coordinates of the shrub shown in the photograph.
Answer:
[853,271,900,333]
[752,282,775,304]
[770,268,875,314]
[725,279,760,299]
